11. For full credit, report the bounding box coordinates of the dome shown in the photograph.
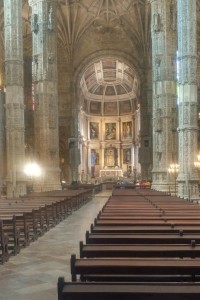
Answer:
[80,57,140,116]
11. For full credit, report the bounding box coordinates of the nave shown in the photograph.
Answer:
[0,191,110,300]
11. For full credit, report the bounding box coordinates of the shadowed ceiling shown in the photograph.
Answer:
[0,1,200,93]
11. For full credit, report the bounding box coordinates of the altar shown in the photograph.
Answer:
[99,169,123,178]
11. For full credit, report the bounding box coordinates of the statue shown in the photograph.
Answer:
[91,149,96,178]
[48,6,54,31]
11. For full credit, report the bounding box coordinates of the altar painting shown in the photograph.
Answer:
[91,149,99,165]
[105,123,116,140]
[122,121,132,138]
[90,122,99,139]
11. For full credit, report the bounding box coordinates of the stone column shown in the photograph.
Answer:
[82,142,87,172]
[29,0,61,191]
[100,119,104,168]
[67,62,80,185]
[118,118,122,168]
[135,107,141,178]
[177,0,199,200]
[4,0,27,197]
[139,53,153,181]
[0,91,5,191]
[87,142,92,180]
[150,0,178,193]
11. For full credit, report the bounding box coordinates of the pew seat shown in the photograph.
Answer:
[71,254,200,282]
[86,231,200,244]
[57,279,200,300]
[79,241,200,258]
[91,224,200,234]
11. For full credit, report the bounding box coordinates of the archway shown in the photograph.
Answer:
[76,56,142,183]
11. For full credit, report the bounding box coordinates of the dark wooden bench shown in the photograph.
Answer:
[57,189,200,300]
[0,208,45,243]
[80,241,200,258]
[0,220,9,264]
[0,216,21,255]
[100,210,200,216]
[86,231,200,245]
[95,217,200,225]
[90,223,200,234]
[70,254,200,282]
[25,189,93,211]
[57,279,200,300]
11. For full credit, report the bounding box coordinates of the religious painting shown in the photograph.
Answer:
[105,123,116,140]
[104,145,118,167]
[90,122,99,140]
[123,148,131,164]
[122,121,132,138]
[90,101,101,115]
[91,149,99,165]
[119,100,131,114]
[104,102,118,115]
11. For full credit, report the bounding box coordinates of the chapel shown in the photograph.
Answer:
[0,0,199,200]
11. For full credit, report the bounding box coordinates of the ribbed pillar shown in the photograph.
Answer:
[139,53,152,181]
[177,0,199,200]
[4,0,26,197]
[67,60,80,185]
[29,0,61,191]
[150,0,178,193]
[0,91,5,189]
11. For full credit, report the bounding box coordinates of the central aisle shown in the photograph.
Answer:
[0,191,111,300]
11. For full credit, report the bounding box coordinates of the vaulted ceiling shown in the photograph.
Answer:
[56,0,150,58]
[0,0,200,89]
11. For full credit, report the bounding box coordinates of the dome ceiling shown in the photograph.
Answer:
[80,57,139,116]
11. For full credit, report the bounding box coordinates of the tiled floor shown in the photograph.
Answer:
[0,191,111,300]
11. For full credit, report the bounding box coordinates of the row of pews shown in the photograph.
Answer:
[0,189,92,264]
[58,187,200,300]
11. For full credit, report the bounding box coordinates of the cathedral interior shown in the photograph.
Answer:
[0,0,199,200]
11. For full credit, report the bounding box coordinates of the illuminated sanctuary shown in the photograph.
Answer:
[0,0,199,200]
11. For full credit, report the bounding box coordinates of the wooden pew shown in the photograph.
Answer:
[70,254,200,282]
[90,223,200,234]
[24,189,93,212]
[0,208,45,243]
[57,279,200,300]
[57,189,200,299]
[86,231,200,245]
[0,220,9,264]
[95,217,200,225]
[79,241,200,258]
[0,216,21,255]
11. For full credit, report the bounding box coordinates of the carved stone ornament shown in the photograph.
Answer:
[153,13,162,32]
[170,0,177,31]
[31,14,39,34]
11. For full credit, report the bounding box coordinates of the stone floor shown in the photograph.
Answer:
[0,191,111,300]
